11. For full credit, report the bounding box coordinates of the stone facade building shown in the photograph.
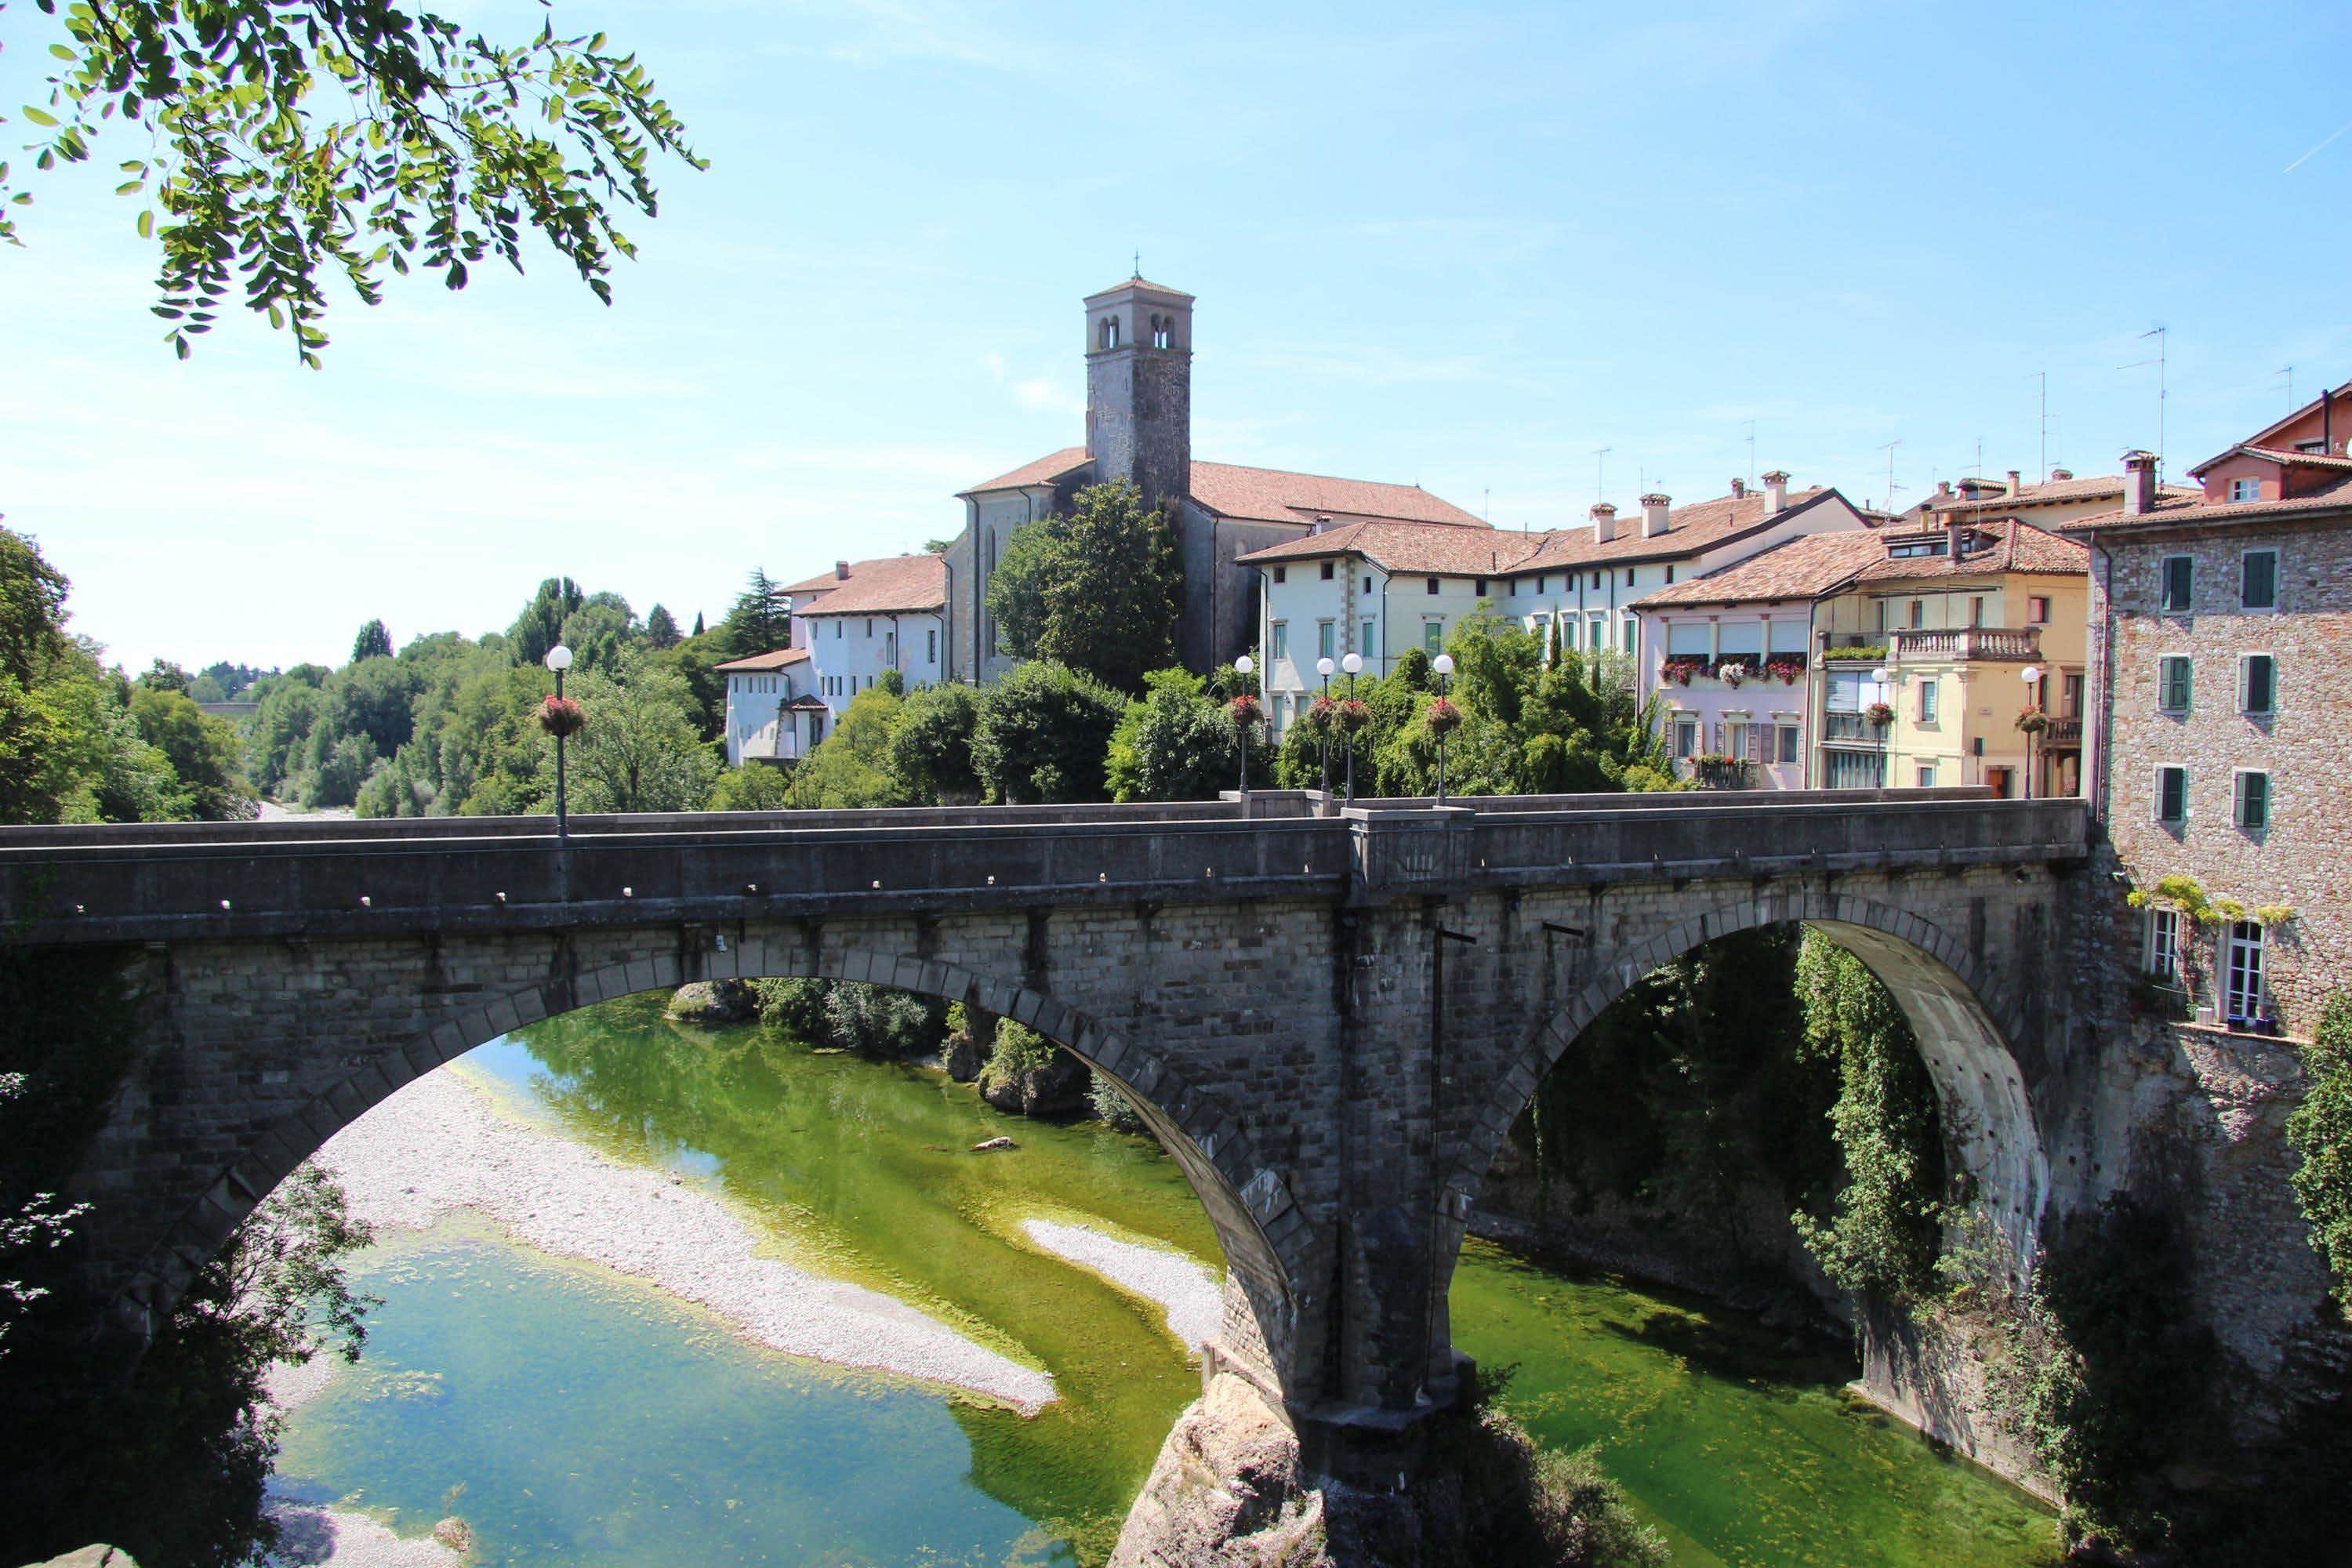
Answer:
[2067,408,2352,1035]
[942,278,1483,682]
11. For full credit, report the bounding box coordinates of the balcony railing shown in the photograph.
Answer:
[2042,715,2082,746]
[1890,626,2042,662]
[1821,710,1883,743]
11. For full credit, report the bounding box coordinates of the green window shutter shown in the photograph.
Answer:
[2242,550,2278,611]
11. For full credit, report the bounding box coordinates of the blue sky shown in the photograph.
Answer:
[5,0,2350,673]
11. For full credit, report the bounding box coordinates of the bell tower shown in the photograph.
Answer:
[1084,275,1193,507]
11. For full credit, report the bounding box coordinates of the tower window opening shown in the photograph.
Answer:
[1150,314,1172,349]
[1100,316,1120,350]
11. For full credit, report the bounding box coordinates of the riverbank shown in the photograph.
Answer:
[309,1065,1056,1409]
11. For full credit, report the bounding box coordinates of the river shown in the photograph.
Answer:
[266,996,2057,1566]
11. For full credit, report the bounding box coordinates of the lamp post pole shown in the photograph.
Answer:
[1871,665,1891,789]
[546,643,574,842]
[1341,652,1363,806]
[1316,655,1335,800]
[1432,652,1456,805]
[2020,663,2042,800]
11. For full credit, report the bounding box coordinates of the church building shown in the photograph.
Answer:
[943,277,1486,681]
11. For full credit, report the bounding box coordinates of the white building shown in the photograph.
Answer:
[716,647,822,766]
[786,553,949,722]
[1240,474,1877,739]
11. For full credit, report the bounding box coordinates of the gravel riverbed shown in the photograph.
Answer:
[1019,1217,1221,1354]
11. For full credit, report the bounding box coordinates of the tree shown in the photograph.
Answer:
[720,568,792,659]
[507,577,585,670]
[350,619,394,663]
[1106,668,1247,802]
[565,652,719,812]
[128,687,255,819]
[138,658,192,692]
[706,762,792,812]
[971,661,1123,804]
[886,682,982,804]
[789,687,905,809]
[985,481,1185,691]
[4,0,701,365]
[691,611,706,638]
[557,590,637,674]
[644,604,682,650]
[2288,993,2352,1307]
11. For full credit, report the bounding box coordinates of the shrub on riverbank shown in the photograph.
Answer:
[978,1020,1090,1116]
[751,978,946,1058]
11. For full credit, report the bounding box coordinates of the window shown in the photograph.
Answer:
[1424,621,1445,654]
[1362,619,1377,659]
[1916,763,1938,788]
[2224,921,2266,1025]
[1625,568,1636,586]
[1588,614,1606,649]
[2240,653,2274,715]
[1672,717,1698,758]
[1426,577,1441,595]
[1969,596,1985,627]
[1777,725,1801,764]
[1918,678,1940,723]
[1099,315,1120,349]
[1590,572,1602,590]
[1320,561,1335,580]
[1363,577,1372,594]
[1272,622,1289,661]
[2229,477,2261,503]
[2156,765,2187,823]
[2296,439,2328,455]
[1537,575,1548,593]
[2235,770,2270,831]
[1666,564,1676,583]
[833,620,843,638]
[884,630,897,664]
[1473,578,1488,597]
[2160,555,2193,613]
[2063,672,2085,717]
[2146,908,2181,982]
[2027,595,2051,623]
[2158,656,2191,713]
[1273,566,1287,584]
[1150,315,1171,349]
[1317,621,1335,660]
[927,628,938,664]
[1622,616,1637,653]
[1908,600,1925,628]
[2241,550,2278,611]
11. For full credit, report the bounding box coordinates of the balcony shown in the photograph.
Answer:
[2042,715,2082,746]
[1890,626,2041,663]
[1820,710,1886,745]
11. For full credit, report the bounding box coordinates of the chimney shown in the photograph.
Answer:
[2006,469,2024,499]
[1936,479,1952,499]
[2122,450,2157,517]
[1762,470,1789,514]
[1590,502,1618,543]
[1946,521,1964,559]
[1730,477,1746,499]
[2051,467,2074,481]
[834,560,851,581]
[1310,516,1330,535]
[1641,494,1671,538]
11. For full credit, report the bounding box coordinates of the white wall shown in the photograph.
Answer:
[724,668,815,766]
[806,610,947,722]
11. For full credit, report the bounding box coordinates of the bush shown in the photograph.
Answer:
[706,762,793,812]
[1091,1073,1147,1132]
[971,661,1123,804]
[1452,1367,1668,1567]
[751,977,944,1058]
[887,681,983,804]
[2288,993,2352,1308]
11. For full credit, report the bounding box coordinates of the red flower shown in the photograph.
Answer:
[1425,696,1462,737]
[538,695,587,738]
[1304,695,1338,735]
[1229,692,1263,728]
[1334,698,1372,735]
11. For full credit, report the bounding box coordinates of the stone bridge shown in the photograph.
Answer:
[2,788,2092,1472]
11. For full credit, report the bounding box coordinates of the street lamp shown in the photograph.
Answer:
[1871,665,1892,789]
[1431,652,1457,805]
[1341,652,1364,806]
[1232,654,1258,800]
[545,643,574,841]
[1316,655,1336,798]
[2020,663,2043,800]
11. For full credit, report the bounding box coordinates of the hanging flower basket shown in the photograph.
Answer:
[1865,702,1895,728]
[1304,695,1338,735]
[538,695,587,739]
[2016,706,2049,734]
[1334,698,1372,736]
[1228,692,1263,730]
[1425,696,1462,737]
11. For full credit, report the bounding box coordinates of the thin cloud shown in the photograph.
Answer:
[2285,120,2352,174]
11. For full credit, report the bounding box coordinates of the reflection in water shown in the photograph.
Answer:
[274,996,2056,1567]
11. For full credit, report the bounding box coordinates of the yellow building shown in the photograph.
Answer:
[1813,518,2089,796]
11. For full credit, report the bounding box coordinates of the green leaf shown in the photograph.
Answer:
[22,106,60,127]
[136,209,154,238]
[49,44,77,60]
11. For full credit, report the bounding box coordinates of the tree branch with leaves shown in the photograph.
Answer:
[3,0,703,364]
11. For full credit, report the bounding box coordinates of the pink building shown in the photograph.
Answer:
[1632,532,1890,788]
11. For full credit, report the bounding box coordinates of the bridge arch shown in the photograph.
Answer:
[118,935,1307,1393]
[1441,888,2052,1298]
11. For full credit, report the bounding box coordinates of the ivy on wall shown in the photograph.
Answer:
[2287,993,2352,1310]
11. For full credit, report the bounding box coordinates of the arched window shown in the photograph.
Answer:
[1099,315,1120,349]
[1151,314,1172,349]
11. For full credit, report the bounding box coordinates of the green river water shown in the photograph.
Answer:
[271,996,2058,1566]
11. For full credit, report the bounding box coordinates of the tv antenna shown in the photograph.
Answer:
[2279,365,2295,410]
[1743,419,1757,485]
[2117,325,2168,481]
[2029,371,2049,481]
[1592,445,1612,502]
[1878,439,1905,512]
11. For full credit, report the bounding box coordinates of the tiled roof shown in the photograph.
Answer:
[1633,530,1890,608]
[960,446,1093,496]
[1236,520,1538,575]
[2063,474,2352,533]
[713,647,811,673]
[2220,379,2352,457]
[794,554,949,616]
[958,446,1483,527]
[1926,473,2198,515]
[1086,274,1193,301]
[1852,518,2086,582]
[1515,486,1841,572]
[2194,444,2352,473]
[1186,461,1486,527]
